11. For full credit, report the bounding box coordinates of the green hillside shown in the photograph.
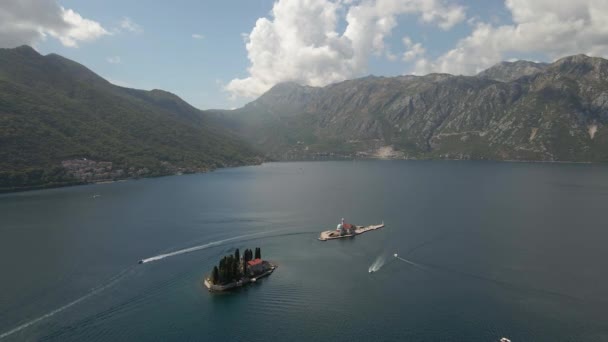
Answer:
[0,46,263,192]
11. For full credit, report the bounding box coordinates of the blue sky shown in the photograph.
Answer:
[35,0,276,109]
[6,0,607,109]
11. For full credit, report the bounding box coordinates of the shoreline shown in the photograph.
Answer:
[270,156,597,165]
[1,157,601,195]
[0,160,264,195]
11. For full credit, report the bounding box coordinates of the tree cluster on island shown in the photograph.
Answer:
[209,247,262,285]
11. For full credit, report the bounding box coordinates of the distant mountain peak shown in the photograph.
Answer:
[6,45,40,57]
[267,81,307,92]
[551,53,608,68]
[477,60,548,82]
[14,44,37,52]
[274,80,303,87]
[221,53,608,163]
[268,81,326,95]
[554,54,592,63]
[549,54,608,79]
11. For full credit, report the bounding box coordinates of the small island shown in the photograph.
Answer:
[319,218,385,241]
[204,247,276,292]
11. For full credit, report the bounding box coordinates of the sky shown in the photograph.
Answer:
[1,0,608,109]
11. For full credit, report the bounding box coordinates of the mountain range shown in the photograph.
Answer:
[215,55,608,162]
[2,45,608,192]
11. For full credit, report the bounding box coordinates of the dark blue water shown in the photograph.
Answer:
[1,161,608,341]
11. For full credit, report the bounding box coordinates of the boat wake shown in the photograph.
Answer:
[0,266,135,340]
[391,253,595,305]
[139,229,285,264]
[368,254,386,273]
[0,228,307,340]
[393,253,426,269]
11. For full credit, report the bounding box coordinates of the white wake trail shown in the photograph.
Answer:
[0,267,132,340]
[394,253,426,269]
[0,229,284,340]
[139,229,283,264]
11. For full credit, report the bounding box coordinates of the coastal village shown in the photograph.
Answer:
[61,159,128,182]
[61,158,212,183]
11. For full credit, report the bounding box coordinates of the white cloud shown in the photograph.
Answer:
[402,36,425,61]
[119,17,142,33]
[0,0,109,48]
[385,50,398,61]
[50,8,109,47]
[226,0,466,98]
[192,33,204,39]
[106,56,121,64]
[414,0,608,75]
[466,16,480,26]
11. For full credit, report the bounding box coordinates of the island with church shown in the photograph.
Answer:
[318,218,385,241]
[204,247,277,292]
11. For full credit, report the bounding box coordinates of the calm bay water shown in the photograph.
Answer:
[1,160,608,341]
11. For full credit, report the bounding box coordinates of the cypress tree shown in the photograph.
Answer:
[234,248,241,276]
[228,255,235,281]
[255,247,261,259]
[224,256,230,283]
[232,256,237,280]
[244,249,251,263]
[223,257,229,282]
[218,258,226,284]
[211,266,219,284]
[224,256,230,282]
[244,249,252,275]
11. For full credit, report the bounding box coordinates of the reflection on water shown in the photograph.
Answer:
[1,161,608,341]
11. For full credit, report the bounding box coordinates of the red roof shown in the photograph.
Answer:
[247,258,262,266]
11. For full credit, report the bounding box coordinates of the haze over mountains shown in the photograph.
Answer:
[217,54,608,162]
[2,45,608,191]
